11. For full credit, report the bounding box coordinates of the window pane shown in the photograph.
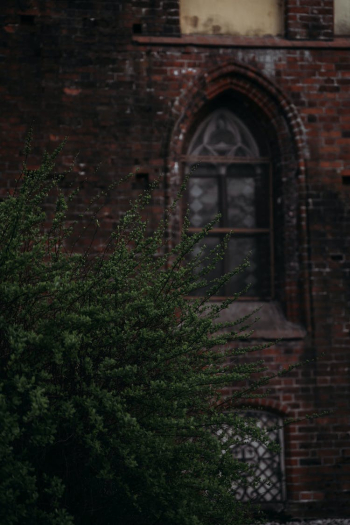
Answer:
[226,235,270,297]
[189,236,224,296]
[188,164,219,228]
[226,164,269,229]
[186,109,272,299]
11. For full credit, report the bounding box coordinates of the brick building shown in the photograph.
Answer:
[1,0,350,519]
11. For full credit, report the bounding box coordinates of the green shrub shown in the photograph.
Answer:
[0,130,326,525]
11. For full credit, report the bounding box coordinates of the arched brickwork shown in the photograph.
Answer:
[169,61,308,169]
[240,398,293,416]
[166,61,311,332]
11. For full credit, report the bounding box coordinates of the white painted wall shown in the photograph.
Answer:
[335,0,350,35]
[180,0,284,36]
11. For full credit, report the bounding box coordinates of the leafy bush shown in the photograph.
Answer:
[0,130,324,525]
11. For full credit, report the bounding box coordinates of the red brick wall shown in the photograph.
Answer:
[0,0,349,518]
[131,0,180,35]
[286,0,334,40]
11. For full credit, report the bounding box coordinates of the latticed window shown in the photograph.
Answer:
[184,109,273,298]
[217,411,286,503]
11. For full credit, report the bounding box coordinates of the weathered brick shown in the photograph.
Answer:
[0,0,349,519]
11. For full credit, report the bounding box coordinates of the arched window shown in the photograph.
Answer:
[217,410,286,503]
[185,108,273,299]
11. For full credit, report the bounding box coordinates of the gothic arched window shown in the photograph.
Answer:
[185,108,273,299]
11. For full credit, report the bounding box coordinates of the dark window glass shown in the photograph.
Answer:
[185,109,272,299]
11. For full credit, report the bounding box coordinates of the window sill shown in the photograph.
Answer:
[216,300,307,340]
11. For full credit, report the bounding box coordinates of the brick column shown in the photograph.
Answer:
[286,0,334,40]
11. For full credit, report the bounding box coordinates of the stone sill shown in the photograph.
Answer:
[133,35,350,49]
[216,300,307,340]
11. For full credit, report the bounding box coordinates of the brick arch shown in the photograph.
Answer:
[168,60,308,171]
[166,60,311,333]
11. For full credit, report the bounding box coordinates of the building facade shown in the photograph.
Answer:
[1,0,350,518]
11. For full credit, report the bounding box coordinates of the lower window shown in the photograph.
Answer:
[217,410,286,503]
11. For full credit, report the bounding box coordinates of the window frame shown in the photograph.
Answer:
[182,149,275,301]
